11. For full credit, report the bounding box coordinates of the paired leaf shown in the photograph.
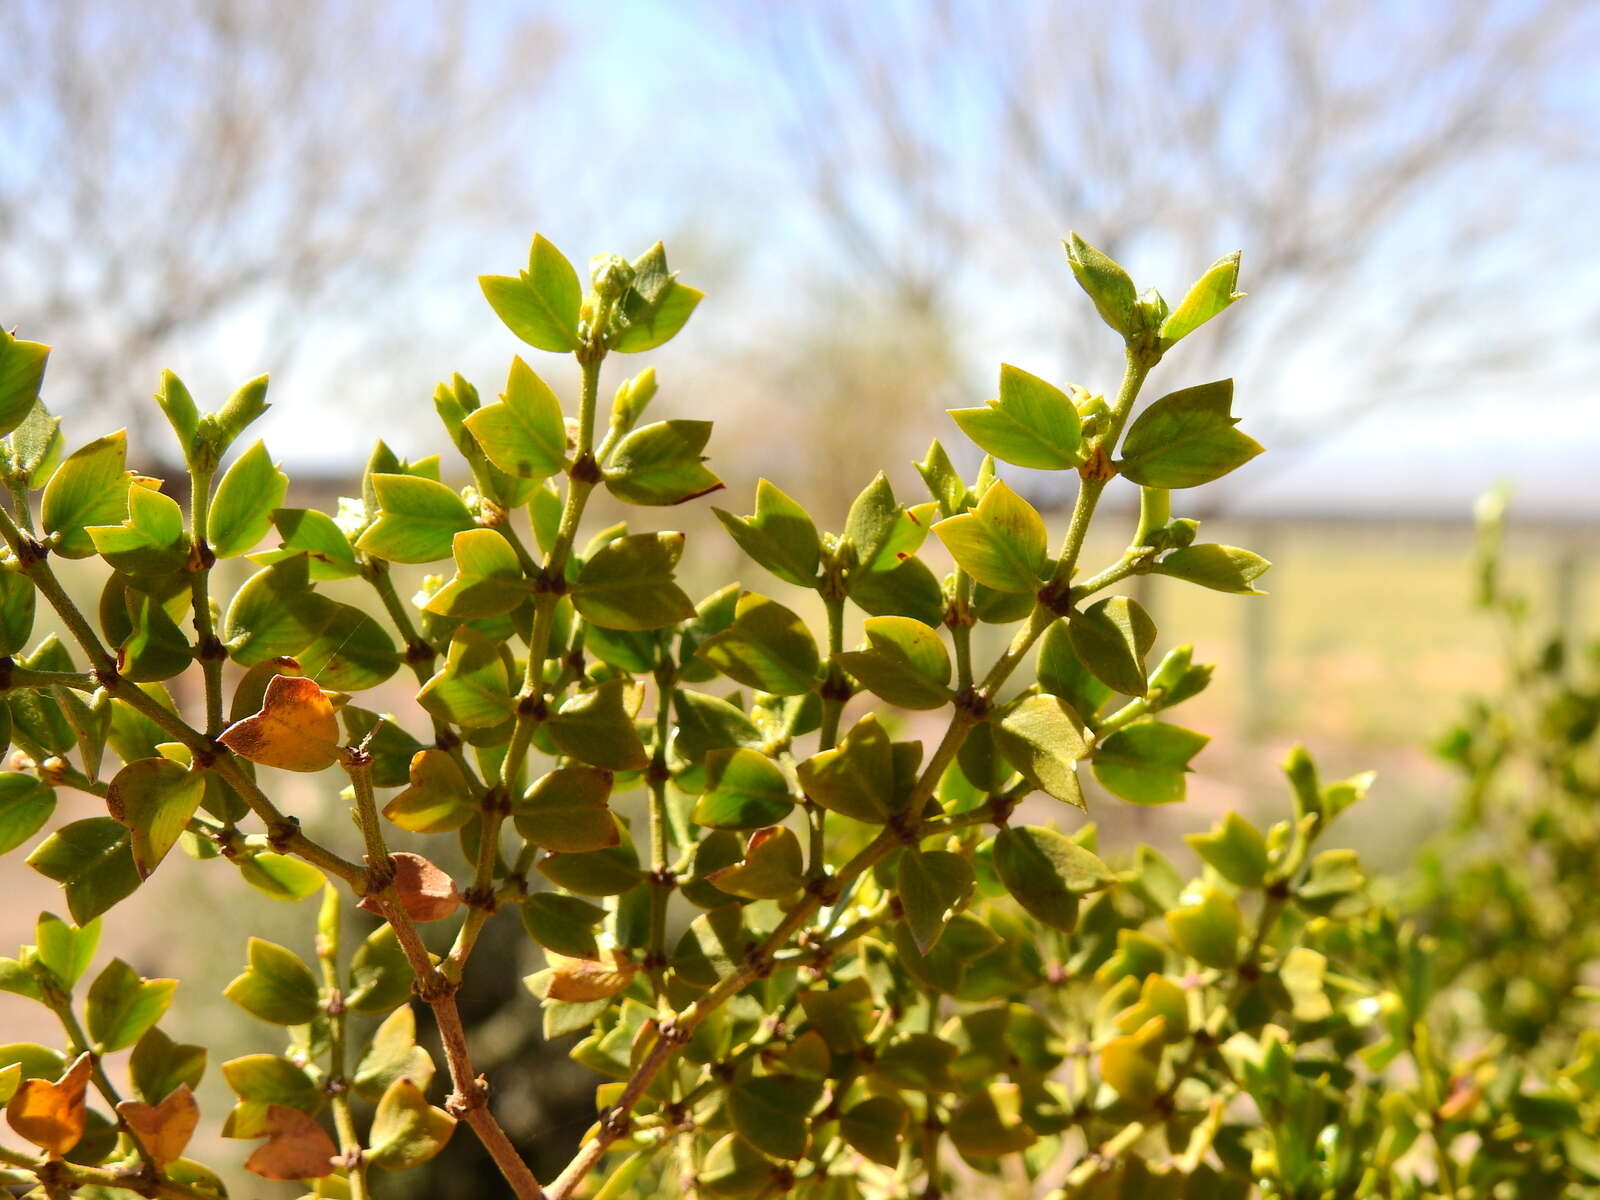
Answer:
[993,825,1112,931]
[479,234,583,353]
[1068,596,1157,697]
[713,479,821,588]
[571,532,696,631]
[695,592,819,695]
[605,419,722,505]
[106,758,206,877]
[1092,722,1209,806]
[950,364,1083,469]
[1118,379,1262,488]
[224,938,320,1026]
[219,674,341,772]
[933,480,1048,593]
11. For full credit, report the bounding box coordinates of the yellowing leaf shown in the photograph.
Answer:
[539,949,636,1002]
[5,1051,91,1156]
[219,674,341,772]
[117,1082,199,1166]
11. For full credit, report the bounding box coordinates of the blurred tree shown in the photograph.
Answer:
[734,0,1598,509]
[0,0,564,432]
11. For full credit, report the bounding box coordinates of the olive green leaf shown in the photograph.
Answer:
[345,927,414,1015]
[915,439,970,518]
[605,419,722,505]
[709,826,805,900]
[1068,595,1157,696]
[34,912,99,990]
[418,628,517,729]
[382,749,475,835]
[950,364,1083,470]
[26,818,140,925]
[1159,251,1245,345]
[479,234,583,353]
[1036,618,1111,721]
[993,695,1089,808]
[1166,885,1244,968]
[609,242,703,354]
[0,561,36,655]
[571,532,696,631]
[1099,1016,1165,1107]
[105,759,205,878]
[547,679,649,771]
[897,848,975,953]
[726,1072,820,1160]
[223,938,320,1026]
[837,615,952,711]
[672,689,764,764]
[796,713,895,824]
[1092,722,1209,806]
[366,1077,456,1171]
[693,748,794,830]
[840,1096,910,1168]
[947,1082,1037,1158]
[1185,812,1270,889]
[355,474,476,563]
[208,441,289,558]
[352,1007,435,1102]
[129,1027,206,1105]
[85,959,176,1053]
[713,478,822,588]
[1155,543,1270,594]
[424,528,529,619]
[463,356,569,483]
[993,825,1113,932]
[847,556,946,629]
[87,484,188,578]
[1064,232,1139,338]
[514,766,618,853]
[932,480,1048,594]
[0,330,50,438]
[0,774,55,856]
[698,1132,770,1196]
[236,851,325,903]
[536,826,642,897]
[250,508,359,580]
[42,431,129,558]
[519,894,605,961]
[1117,379,1263,489]
[841,472,902,576]
[695,592,819,696]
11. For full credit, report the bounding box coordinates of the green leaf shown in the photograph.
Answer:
[693,748,794,830]
[672,689,763,764]
[153,371,199,451]
[295,602,398,692]
[26,819,140,924]
[479,234,583,352]
[213,375,271,448]
[993,825,1112,932]
[1036,619,1110,721]
[221,558,324,665]
[947,1082,1036,1158]
[993,695,1089,808]
[897,848,974,953]
[85,959,176,1053]
[87,484,188,578]
[1185,812,1270,889]
[0,330,50,438]
[117,593,195,684]
[129,1027,206,1104]
[1064,233,1139,338]
[698,1132,771,1197]
[916,439,970,517]
[1166,885,1243,968]
[367,1077,456,1170]
[1068,596,1156,697]
[382,749,476,835]
[35,912,100,990]
[417,628,516,729]
[514,766,618,853]
[695,592,819,696]
[346,927,414,1015]
[571,532,695,631]
[713,479,821,588]
[519,893,605,960]
[950,364,1082,470]
[1118,380,1263,489]
[837,615,952,711]
[221,1054,321,1115]
[462,356,569,483]
[1092,722,1209,806]
[105,758,206,878]
[424,528,528,619]
[42,432,129,558]
[841,473,902,576]
[223,938,320,1026]
[839,1095,910,1168]
[604,420,722,506]
[1159,251,1244,345]
[208,442,288,558]
[251,508,359,580]
[536,830,642,897]
[709,825,805,900]
[4,401,64,491]
[726,1073,819,1160]
[1100,1017,1165,1106]
[355,474,476,564]
[796,713,894,824]
[609,243,703,353]
[849,555,946,628]
[0,561,36,655]
[0,773,55,855]
[236,852,326,902]
[932,480,1048,594]
[547,679,649,770]
[352,1006,434,1102]
[1154,543,1270,594]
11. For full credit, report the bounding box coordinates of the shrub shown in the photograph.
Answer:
[0,235,1594,1200]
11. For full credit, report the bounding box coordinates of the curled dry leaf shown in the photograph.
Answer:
[5,1051,92,1157]
[116,1082,199,1166]
[359,852,462,923]
[219,674,341,772]
[243,1103,338,1181]
[542,948,636,1002]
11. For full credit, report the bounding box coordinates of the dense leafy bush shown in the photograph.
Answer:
[0,236,1593,1200]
